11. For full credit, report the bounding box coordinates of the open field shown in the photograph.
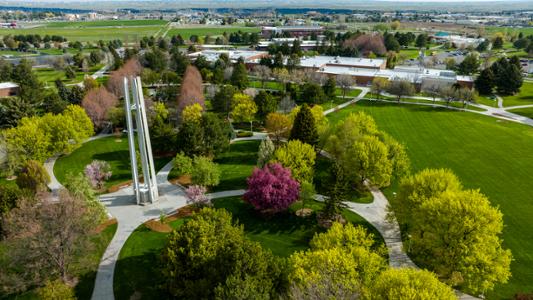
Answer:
[38,19,168,28]
[327,100,533,299]
[0,26,162,42]
[165,26,260,39]
[502,81,533,107]
[54,136,171,190]
[35,64,103,85]
[114,197,381,299]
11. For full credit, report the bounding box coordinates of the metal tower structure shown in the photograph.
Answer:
[123,76,158,205]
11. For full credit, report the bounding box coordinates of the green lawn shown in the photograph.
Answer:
[212,140,260,192]
[475,94,498,107]
[166,26,260,40]
[508,107,533,119]
[501,81,533,107]
[54,136,171,190]
[0,49,37,57]
[335,87,362,98]
[114,197,382,299]
[327,100,533,299]
[114,218,185,300]
[248,80,284,90]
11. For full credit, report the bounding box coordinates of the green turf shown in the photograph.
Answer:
[166,26,260,40]
[114,197,382,299]
[327,100,533,299]
[475,94,498,107]
[35,65,103,85]
[211,140,260,192]
[507,107,533,119]
[248,80,284,90]
[0,49,37,57]
[501,81,533,107]
[40,19,168,28]
[335,87,362,98]
[114,218,185,300]
[54,136,171,190]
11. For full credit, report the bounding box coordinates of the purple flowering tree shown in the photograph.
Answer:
[243,163,300,213]
[185,185,211,207]
[84,160,112,189]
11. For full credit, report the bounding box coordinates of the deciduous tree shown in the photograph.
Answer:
[178,65,205,114]
[81,86,118,129]
[370,268,456,300]
[273,140,316,183]
[244,162,300,213]
[265,112,291,144]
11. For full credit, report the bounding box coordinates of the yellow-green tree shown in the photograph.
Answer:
[370,268,457,300]
[347,135,392,187]
[231,93,258,132]
[289,223,386,299]
[272,140,316,183]
[181,103,204,124]
[411,189,512,294]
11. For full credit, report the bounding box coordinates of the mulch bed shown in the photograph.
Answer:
[144,206,199,233]
[94,218,118,234]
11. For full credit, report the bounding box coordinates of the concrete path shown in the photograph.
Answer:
[324,87,369,115]
[343,186,416,268]
[91,160,188,300]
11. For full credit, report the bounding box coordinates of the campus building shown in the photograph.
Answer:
[256,38,323,51]
[188,50,269,69]
[431,33,485,48]
[0,82,19,98]
[261,26,325,38]
[188,50,473,90]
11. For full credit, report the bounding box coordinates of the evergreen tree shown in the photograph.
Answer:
[212,85,237,114]
[457,53,480,75]
[254,90,277,121]
[289,104,319,147]
[321,162,348,221]
[230,59,249,90]
[257,137,275,168]
[492,57,523,95]
[475,68,495,95]
[323,77,336,98]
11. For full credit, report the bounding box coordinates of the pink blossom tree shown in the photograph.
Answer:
[84,160,112,189]
[243,163,300,213]
[177,65,205,115]
[185,185,211,207]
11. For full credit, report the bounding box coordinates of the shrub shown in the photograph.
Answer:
[191,156,220,187]
[185,185,210,207]
[236,130,253,138]
[272,140,316,183]
[16,160,50,193]
[243,163,300,213]
[84,160,112,189]
[173,152,193,176]
[162,208,284,299]
[37,280,75,300]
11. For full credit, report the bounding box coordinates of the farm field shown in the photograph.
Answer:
[38,19,168,28]
[165,26,260,39]
[0,26,163,42]
[327,100,533,299]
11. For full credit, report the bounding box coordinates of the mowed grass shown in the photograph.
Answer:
[327,100,533,299]
[114,197,382,299]
[166,26,260,39]
[502,81,533,107]
[212,140,260,192]
[114,218,185,300]
[35,64,103,85]
[508,107,533,119]
[54,136,171,190]
[0,26,162,42]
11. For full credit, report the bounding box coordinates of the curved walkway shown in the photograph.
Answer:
[91,161,188,300]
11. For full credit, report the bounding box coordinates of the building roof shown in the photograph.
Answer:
[0,82,18,89]
[262,26,324,31]
[317,65,473,83]
[189,50,268,63]
[299,56,385,69]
